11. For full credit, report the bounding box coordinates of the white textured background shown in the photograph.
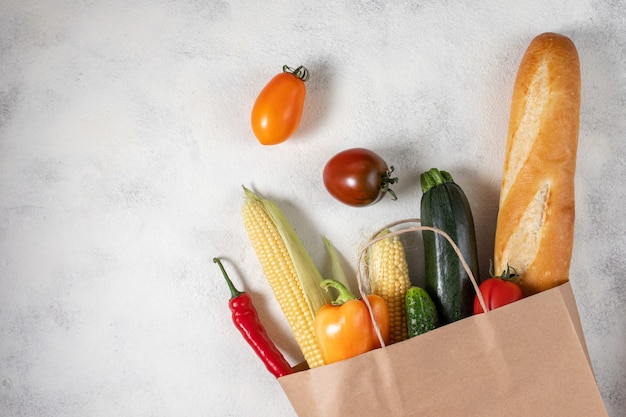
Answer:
[1,1,625,416]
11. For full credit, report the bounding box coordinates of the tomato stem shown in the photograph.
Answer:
[283,65,310,82]
[381,166,399,200]
[488,260,518,282]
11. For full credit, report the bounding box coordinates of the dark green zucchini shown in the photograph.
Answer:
[405,286,439,338]
[420,168,480,325]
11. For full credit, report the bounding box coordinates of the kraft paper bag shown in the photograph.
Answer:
[278,282,609,417]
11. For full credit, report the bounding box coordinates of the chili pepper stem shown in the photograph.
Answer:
[321,279,357,306]
[214,258,244,299]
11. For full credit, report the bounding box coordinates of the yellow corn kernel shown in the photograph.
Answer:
[241,187,329,368]
[367,229,412,344]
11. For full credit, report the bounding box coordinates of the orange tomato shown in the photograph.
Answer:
[251,65,308,145]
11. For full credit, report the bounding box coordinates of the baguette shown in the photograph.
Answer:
[493,32,581,295]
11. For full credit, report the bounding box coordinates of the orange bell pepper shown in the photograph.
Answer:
[314,279,390,364]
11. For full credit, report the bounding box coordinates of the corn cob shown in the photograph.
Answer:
[241,187,330,368]
[366,229,412,344]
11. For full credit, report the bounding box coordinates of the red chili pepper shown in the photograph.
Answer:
[214,258,293,378]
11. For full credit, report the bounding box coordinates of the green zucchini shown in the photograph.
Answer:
[405,286,439,338]
[420,168,480,325]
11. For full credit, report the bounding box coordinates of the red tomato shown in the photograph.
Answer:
[323,148,398,207]
[473,277,524,314]
[251,65,309,145]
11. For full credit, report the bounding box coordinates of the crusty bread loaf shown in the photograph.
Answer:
[493,32,581,295]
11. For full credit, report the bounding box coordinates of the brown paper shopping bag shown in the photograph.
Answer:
[278,223,608,417]
[279,282,608,417]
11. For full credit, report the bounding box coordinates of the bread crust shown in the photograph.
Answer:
[493,33,581,295]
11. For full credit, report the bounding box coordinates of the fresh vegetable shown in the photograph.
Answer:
[322,235,356,294]
[314,279,390,364]
[214,258,293,378]
[323,148,398,207]
[420,168,480,325]
[251,65,309,145]
[366,228,411,344]
[405,286,439,338]
[473,265,524,314]
[241,186,330,368]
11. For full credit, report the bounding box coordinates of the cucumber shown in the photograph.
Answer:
[405,286,439,338]
[420,168,480,325]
